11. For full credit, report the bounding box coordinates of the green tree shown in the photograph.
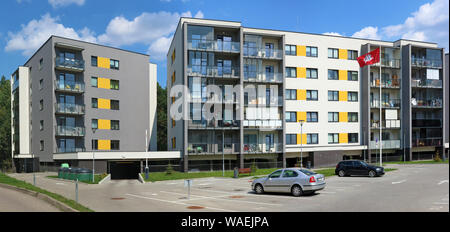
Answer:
[0,76,11,169]
[157,82,167,151]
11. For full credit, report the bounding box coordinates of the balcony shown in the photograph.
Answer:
[56,147,86,153]
[187,143,240,155]
[243,48,283,59]
[369,140,401,149]
[371,119,401,129]
[372,58,401,68]
[55,126,85,137]
[244,72,283,83]
[187,39,240,53]
[55,103,85,115]
[243,143,283,153]
[188,120,240,129]
[187,65,240,78]
[411,79,442,88]
[412,119,442,128]
[370,99,401,108]
[411,58,442,68]
[411,98,442,108]
[412,138,442,147]
[243,120,283,129]
[370,78,401,89]
[245,98,283,107]
[55,57,85,72]
[55,80,85,93]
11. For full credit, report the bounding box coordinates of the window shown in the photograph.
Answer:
[306,68,318,79]
[348,92,358,102]
[92,140,98,150]
[171,49,176,64]
[328,133,339,144]
[172,137,176,149]
[328,91,339,101]
[328,70,338,80]
[110,80,119,90]
[91,56,98,67]
[306,46,318,57]
[286,134,297,145]
[348,50,358,60]
[39,58,43,70]
[328,48,339,59]
[286,67,296,78]
[348,71,358,81]
[40,140,44,151]
[111,100,119,110]
[92,98,98,108]
[92,119,98,129]
[39,99,44,111]
[269,170,283,178]
[40,120,44,131]
[328,112,339,122]
[286,112,297,122]
[285,45,296,56]
[348,112,358,122]
[286,89,297,100]
[110,59,119,70]
[111,140,120,150]
[307,134,319,144]
[349,133,358,143]
[282,170,299,178]
[39,79,43,90]
[307,112,318,122]
[306,90,318,101]
[91,77,98,87]
[111,120,120,130]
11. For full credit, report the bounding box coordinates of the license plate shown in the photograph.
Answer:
[318,178,324,181]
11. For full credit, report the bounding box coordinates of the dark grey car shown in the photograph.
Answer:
[251,168,326,197]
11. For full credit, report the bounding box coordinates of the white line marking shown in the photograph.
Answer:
[160,191,282,206]
[392,180,407,185]
[125,193,234,212]
[438,180,448,185]
[319,191,337,194]
[433,202,449,205]
[193,187,312,200]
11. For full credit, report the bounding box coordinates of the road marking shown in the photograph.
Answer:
[438,180,448,185]
[198,183,211,186]
[193,187,312,200]
[55,183,65,185]
[433,202,449,205]
[160,191,282,206]
[319,191,337,194]
[392,180,407,185]
[125,193,235,212]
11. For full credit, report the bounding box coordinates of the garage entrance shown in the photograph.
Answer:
[109,161,140,180]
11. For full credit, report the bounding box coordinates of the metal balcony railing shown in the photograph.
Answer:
[244,72,283,83]
[243,119,283,129]
[372,59,401,68]
[55,126,85,137]
[411,79,442,88]
[243,143,283,153]
[56,147,86,153]
[371,119,401,129]
[411,58,442,68]
[370,99,401,108]
[55,103,85,115]
[187,65,240,78]
[370,78,401,88]
[412,138,442,147]
[188,39,240,53]
[187,143,240,155]
[243,48,283,59]
[411,98,442,108]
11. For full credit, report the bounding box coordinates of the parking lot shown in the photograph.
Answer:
[8,163,449,212]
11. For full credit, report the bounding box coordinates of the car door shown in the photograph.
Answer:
[263,170,284,192]
[280,170,299,192]
[353,161,368,175]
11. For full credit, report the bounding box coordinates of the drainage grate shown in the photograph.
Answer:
[111,197,125,200]
[187,206,205,209]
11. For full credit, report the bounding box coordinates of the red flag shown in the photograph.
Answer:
[357,48,380,67]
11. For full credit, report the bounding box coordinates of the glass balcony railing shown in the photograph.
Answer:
[55,80,85,93]
[372,59,401,68]
[370,119,401,129]
[55,103,85,115]
[243,119,283,129]
[187,65,240,78]
[56,147,86,153]
[187,143,240,154]
[412,119,442,128]
[243,143,283,153]
[369,140,401,149]
[411,98,442,108]
[55,57,85,71]
[370,78,401,88]
[244,72,283,83]
[188,39,240,53]
[243,48,283,59]
[370,99,401,108]
[412,138,442,147]
[55,126,85,137]
[411,58,442,68]
[188,120,240,129]
[411,79,442,88]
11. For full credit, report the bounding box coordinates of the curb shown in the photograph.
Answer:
[0,183,78,212]
[98,174,111,184]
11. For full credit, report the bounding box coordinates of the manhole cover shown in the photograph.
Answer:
[187,206,205,209]
[111,197,125,200]
[229,196,244,199]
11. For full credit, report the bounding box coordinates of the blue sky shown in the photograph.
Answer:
[0,0,448,87]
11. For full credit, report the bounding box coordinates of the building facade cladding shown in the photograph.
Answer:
[11,36,156,169]
[167,18,446,171]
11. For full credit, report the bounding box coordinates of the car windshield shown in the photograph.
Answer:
[298,169,316,176]
[360,161,368,166]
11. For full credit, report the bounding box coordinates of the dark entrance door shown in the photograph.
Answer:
[110,161,140,180]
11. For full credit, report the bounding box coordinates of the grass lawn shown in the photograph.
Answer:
[47,173,108,184]
[0,172,93,212]
[383,160,448,165]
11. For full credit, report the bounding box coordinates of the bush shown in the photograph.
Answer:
[166,164,175,175]
[434,151,442,162]
[251,162,258,174]
[1,159,12,172]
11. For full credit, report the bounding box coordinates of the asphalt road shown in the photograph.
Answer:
[0,186,60,212]
[7,163,449,212]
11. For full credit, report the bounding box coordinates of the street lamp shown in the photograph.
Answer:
[299,120,305,168]
[92,128,97,183]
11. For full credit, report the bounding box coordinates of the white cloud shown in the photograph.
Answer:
[5,13,97,56]
[323,32,343,37]
[352,26,381,40]
[48,0,85,8]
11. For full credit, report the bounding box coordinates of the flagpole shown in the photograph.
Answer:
[379,45,383,167]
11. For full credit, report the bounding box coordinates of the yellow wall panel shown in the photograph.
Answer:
[98,77,111,89]
[339,133,348,144]
[297,133,307,145]
[98,98,111,109]
[296,45,306,56]
[339,70,348,80]
[297,112,306,122]
[339,91,348,102]
[98,119,111,130]
[296,67,306,78]
[98,140,111,150]
[98,57,110,69]
[339,112,348,122]
[339,49,348,60]
[297,89,306,100]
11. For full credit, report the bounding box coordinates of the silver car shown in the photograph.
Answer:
[251,168,326,197]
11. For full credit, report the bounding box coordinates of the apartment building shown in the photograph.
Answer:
[10,36,176,178]
[167,18,447,172]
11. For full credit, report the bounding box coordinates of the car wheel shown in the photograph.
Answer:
[369,170,376,177]
[291,185,303,197]
[338,170,346,177]
[255,184,264,194]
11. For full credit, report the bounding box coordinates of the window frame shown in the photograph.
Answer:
[92,98,98,109]
[91,56,98,67]
[348,133,359,143]
[328,69,339,80]
[306,68,318,79]
[306,46,318,57]
[348,50,358,60]
[286,134,297,145]
[348,112,359,122]
[328,112,339,122]
[286,89,297,100]
[286,112,297,122]
[306,90,318,101]
[328,48,339,59]
[307,133,319,144]
[285,45,296,56]
[328,91,339,101]
[348,71,358,81]
[111,100,120,110]
[111,140,120,150]
[348,92,358,102]
[111,120,120,130]
[307,112,318,122]
[328,133,339,144]
[285,67,297,78]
